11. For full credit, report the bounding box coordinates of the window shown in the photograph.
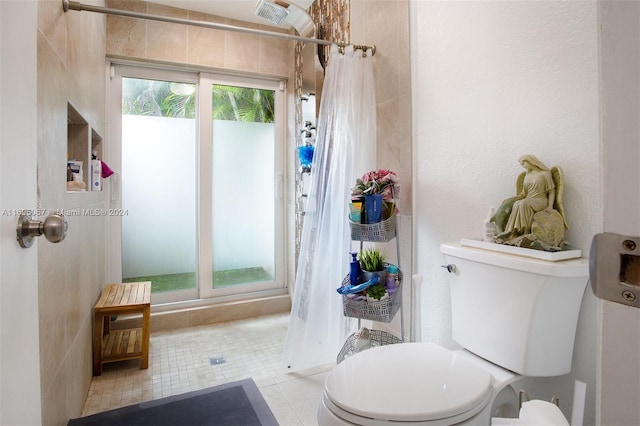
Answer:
[109,65,286,305]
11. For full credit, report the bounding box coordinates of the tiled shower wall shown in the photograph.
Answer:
[37,1,108,424]
[350,0,413,336]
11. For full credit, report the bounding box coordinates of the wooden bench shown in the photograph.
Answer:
[93,281,151,376]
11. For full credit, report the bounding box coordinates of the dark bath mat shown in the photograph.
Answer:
[68,378,278,426]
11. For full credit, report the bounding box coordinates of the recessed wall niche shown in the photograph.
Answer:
[67,102,103,192]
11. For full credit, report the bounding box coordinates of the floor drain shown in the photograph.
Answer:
[209,356,226,365]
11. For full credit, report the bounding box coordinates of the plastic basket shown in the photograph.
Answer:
[337,329,402,364]
[341,268,403,322]
[349,212,397,242]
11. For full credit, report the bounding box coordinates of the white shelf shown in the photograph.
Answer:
[67,102,103,192]
[460,238,582,261]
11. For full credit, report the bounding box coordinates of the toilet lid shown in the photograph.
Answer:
[325,342,493,423]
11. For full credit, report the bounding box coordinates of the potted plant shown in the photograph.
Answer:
[351,169,400,223]
[365,282,389,301]
[359,247,387,282]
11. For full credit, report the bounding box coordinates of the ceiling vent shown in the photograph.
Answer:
[255,0,315,38]
[255,0,290,25]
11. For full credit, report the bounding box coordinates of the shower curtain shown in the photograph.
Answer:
[282,44,376,372]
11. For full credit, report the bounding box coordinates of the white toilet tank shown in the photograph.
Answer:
[441,242,589,377]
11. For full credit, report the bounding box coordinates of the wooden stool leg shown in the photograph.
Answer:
[103,314,110,335]
[93,311,104,376]
[140,304,150,369]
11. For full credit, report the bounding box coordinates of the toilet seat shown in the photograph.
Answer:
[323,343,494,424]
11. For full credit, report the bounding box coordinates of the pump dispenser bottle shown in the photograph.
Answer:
[349,252,361,285]
[90,150,102,191]
[483,206,497,242]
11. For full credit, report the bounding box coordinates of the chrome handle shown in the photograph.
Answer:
[17,213,68,248]
[441,264,456,273]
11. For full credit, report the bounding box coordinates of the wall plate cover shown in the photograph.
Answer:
[590,232,640,308]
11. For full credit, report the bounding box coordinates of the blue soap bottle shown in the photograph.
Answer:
[349,252,361,285]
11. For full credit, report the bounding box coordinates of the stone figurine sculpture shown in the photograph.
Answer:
[492,154,568,251]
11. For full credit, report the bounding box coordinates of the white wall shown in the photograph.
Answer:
[0,1,42,424]
[410,1,599,423]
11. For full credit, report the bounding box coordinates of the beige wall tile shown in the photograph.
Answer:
[259,35,292,76]
[397,93,412,210]
[38,0,67,63]
[225,23,261,73]
[106,0,146,57]
[397,0,411,97]
[107,16,147,58]
[367,1,401,104]
[367,0,412,217]
[106,15,146,57]
[146,3,188,62]
[146,20,188,62]
[187,12,226,68]
[376,99,402,170]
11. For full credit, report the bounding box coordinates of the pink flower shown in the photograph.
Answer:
[351,169,400,201]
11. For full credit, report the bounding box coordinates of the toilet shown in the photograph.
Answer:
[317,241,589,425]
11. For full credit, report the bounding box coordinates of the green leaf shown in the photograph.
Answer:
[366,283,387,300]
[358,247,386,271]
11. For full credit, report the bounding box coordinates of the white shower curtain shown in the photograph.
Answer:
[282,45,377,372]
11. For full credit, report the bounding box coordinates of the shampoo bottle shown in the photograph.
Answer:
[483,206,497,242]
[90,150,102,191]
[349,252,361,286]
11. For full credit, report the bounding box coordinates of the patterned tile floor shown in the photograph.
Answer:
[82,313,333,425]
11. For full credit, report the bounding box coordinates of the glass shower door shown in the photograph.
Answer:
[210,84,279,291]
[111,66,285,304]
[120,75,198,303]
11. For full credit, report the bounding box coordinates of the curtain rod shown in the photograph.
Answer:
[62,0,376,55]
